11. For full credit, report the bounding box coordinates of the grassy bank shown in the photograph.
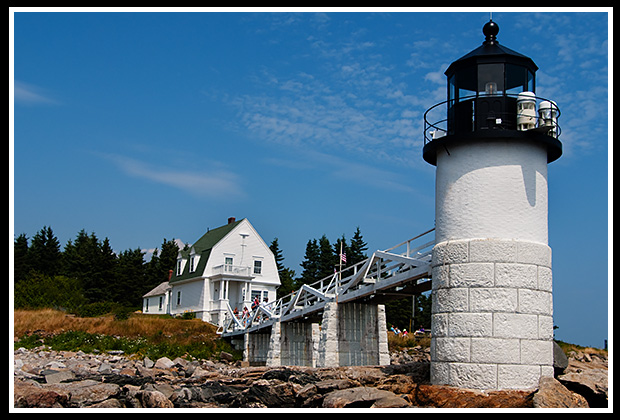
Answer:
[13,308,239,361]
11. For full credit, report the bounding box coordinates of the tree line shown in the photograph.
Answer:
[13,226,179,316]
[269,226,369,300]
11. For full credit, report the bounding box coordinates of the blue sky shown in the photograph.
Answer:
[11,8,610,348]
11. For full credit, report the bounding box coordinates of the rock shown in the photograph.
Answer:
[44,369,75,384]
[98,362,113,374]
[553,341,569,375]
[409,384,534,408]
[136,390,174,408]
[558,367,608,407]
[43,380,121,407]
[219,351,234,363]
[12,345,608,408]
[14,381,70,408]
[533,376,589,408]
[557,349,608,408]
[88,398,124,408]
[241,379,300,408]
[190,366,217,380]
[322,386,410,408]
[153,357,175,370]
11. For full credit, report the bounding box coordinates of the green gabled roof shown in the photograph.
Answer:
[171,218,244,283]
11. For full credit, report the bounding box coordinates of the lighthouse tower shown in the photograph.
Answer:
[423,20,562,390]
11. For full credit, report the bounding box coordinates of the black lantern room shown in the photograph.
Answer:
[423,20,562,165]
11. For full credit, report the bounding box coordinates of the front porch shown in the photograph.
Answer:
[209,264,254,326]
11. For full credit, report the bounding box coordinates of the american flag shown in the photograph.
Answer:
[340,252,346,263]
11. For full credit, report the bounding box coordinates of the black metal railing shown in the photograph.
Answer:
[423,93,561,145]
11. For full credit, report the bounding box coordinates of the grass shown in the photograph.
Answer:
[555,340,608,356]
[387,331,431,352]
[13,308,240,361]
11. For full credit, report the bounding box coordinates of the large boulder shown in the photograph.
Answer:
[533,376,588,408]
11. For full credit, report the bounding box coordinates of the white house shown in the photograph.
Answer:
[142,217,280,327]
[142,281,170,315]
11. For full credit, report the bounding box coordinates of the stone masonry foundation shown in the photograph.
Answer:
[430,238,555,390]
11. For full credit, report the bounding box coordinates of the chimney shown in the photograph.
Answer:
[228,217,236,225]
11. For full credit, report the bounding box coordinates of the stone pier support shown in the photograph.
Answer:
[317,302,390,367]
[266,321,320,367]
[242,302,390,367]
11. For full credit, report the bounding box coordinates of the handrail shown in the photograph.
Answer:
[219,228,436,335]
[423,93,561,144]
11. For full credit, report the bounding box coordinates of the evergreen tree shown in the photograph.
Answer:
[99,237,118,299]
[144,238,180,293]
[13,233,30,284]
[62,230,107,303]
[115,248,145,307]
[269,238,296,299]
[159,238,180,280]
[299,239,320,286]
[28,226,61,276]
[348,226,368,266]
[269,238,285,272]
[317,234,337,281]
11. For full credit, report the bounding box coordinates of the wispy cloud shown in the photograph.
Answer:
[222,17,439,171]
[230,66,427,169]
[14,81,59,105]
[103,153,245,199]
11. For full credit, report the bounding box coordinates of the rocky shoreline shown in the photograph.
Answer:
[13,345,607,409]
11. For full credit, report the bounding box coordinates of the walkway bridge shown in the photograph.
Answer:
[219,228,435,367]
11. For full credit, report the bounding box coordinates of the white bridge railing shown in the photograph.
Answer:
[218,228,434,336]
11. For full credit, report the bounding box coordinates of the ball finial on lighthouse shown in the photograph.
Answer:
[482,19,499,44]
[423,20,562,391]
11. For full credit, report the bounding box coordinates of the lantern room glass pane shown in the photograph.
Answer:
[478,63,504,95]
[527,70,535,93]
[505,64,536,95]
[456,66,476,101]
[448,74,456,104]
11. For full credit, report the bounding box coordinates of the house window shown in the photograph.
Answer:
[145,298,149,312]
[225,257,233,266]
[158,296,163,310]
[251,290,263,302]
[253,260,262,275]
[176,291,182,306]
[177,260,182,275]
[189,256,195,272]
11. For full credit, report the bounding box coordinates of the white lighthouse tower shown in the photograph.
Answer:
[423,20,562,390]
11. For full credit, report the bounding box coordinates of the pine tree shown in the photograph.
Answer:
[14,233,30,284]
[28,226,61,276]
[269,238,285,272]
[270,237,296,298]
[115,248,145,307]
[348,226,368,266]
[317,234,336,281]
[299,239,320,286]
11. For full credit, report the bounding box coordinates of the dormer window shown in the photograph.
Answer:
[177,259,183,275]
[189,256,195,272]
